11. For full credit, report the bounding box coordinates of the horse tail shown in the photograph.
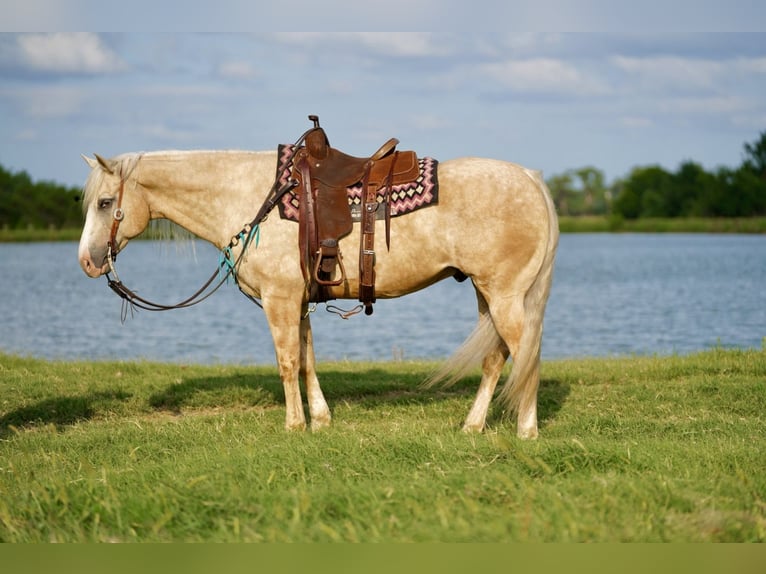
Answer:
[424,169,558,405]
[423,313,502,389]
[497,169,559,422]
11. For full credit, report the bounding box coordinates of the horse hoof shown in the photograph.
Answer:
[517,428,538,440]
[310,417,331,432]
[461,422,484,433]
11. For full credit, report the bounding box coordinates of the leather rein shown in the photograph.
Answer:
[102,147,308,318]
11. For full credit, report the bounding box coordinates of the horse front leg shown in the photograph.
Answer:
[300,313,331,430]
[262,296,306,431]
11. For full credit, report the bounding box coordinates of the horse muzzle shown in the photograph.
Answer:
[79,247,110,278]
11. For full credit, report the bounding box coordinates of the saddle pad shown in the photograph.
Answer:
[275,144,439,223]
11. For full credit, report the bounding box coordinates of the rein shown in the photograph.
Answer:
[102,125,327,319]
[104,166,300,319]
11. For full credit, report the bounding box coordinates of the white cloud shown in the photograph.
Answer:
[409,113,453,131]
[349,33,451,58]
[732,56,766,74]
[16,33,125,75]
[620,116,654,129]
[478,58,609,97]
[218,60,256,79]
[272,32,451,58]
[4,85,87,119]
[135,122,198,143]
[612,56,722,91]
[657,95,750,116]
[611,55,766,112]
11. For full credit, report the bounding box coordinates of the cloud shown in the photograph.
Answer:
[15,33,125,75]
[409,113,454,131]
[657,95,750,116]
[619,116,654,129]
[348,33,452,58]
[272,32,452,59]
[732,56,766,74]
[1,85,87,119]
[217,60,257,80]
[478,58,609,97]
[610,53,766,123]
[612,55,722,92]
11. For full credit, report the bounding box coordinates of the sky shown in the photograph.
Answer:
[1,29,766,188]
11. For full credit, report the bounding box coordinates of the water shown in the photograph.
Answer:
[0,234,763,365]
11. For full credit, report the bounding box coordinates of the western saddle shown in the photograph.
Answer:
[290,115,420,315]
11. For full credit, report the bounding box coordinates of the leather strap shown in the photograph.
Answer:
[358,161,377,315]
[107,177,126,260]
[357,151,399,315]
[296,152,317,284]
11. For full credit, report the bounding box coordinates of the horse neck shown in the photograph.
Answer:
[138,151,274,249]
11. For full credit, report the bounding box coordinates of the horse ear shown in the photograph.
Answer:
[82,154,98,169]
[94,153,116,175]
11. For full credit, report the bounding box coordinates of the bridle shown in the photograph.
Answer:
[100,126,322,319]
[103,160,299,319]
[106,179,126,266]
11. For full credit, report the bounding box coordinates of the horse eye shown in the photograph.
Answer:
[98,198,113,210]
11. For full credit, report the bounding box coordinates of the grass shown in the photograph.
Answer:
[0,348,764,542]
[557,215,766,233]
[0,227,83,242]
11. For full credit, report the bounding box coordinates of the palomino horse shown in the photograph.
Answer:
[78,148,558,438]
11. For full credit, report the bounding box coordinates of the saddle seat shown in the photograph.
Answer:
[291,115,420,314]
[306,127,418,189]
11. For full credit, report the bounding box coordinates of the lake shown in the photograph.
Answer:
[0,234,764,365]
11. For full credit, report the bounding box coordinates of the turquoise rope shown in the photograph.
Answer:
[219,246,236,283]
[218,224,260,283]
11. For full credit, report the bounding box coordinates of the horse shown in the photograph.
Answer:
[77,147,559,438]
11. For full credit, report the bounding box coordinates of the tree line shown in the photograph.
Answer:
[0,165,82,230]
[1,132,765,230]
[548,131,766,218]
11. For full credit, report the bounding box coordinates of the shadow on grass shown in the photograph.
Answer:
[147,372,282,413]
[149,368,571,431]
[0,368,570,436]
[0,390,132,438]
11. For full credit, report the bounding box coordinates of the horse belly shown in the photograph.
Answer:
[322,156,553,301]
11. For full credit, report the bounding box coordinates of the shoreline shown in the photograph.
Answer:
[3,216,766,242]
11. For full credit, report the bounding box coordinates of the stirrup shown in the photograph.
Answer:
[313,240,347,287]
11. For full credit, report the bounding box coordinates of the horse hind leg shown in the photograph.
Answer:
[429,286,535,436]
[490,293,542,440]
[462,339,508,432]
[462,293,510,432]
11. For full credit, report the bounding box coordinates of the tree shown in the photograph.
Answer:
[546,172,576,216]
[672,161,714,217]
[742,131,766,179]
[613,165,674,218]
[573,166,608,215]
[547,167,609,216]
[0,163,82,229]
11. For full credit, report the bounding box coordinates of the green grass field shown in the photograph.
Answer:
[556,215,766,233]
[0,348,764,542]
